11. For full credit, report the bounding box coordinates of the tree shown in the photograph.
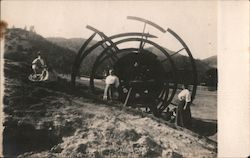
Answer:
[29,25,35,32]
[205,68,217,88]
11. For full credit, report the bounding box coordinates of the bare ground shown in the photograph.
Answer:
[3,60,217,158]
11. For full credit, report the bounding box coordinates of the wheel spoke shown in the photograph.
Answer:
[170,102,178,106]
[160,48,185,63]
[123,87,133,107]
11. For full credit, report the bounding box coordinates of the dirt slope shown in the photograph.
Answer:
[20,99,216,158]
[3,59,216,157]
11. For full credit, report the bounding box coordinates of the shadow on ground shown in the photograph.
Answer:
[191,118,217,138]
[3,122,62,157]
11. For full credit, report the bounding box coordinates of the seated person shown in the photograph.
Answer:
[103,69,120,101]
[39,67,48,81]
[32,51,45,75]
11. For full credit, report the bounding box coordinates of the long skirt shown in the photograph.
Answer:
[175,100,192,129]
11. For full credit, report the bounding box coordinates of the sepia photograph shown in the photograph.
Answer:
[0,1,228,157]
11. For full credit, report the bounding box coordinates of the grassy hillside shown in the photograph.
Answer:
[47,37,103,76]
[3,58,217,157]
[203,55,217,68]
[3,29,217,157]
[45,36,213,84]
[47,37,88,52]
[4,28,76,74]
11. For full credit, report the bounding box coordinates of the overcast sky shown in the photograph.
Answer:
[1,1,217,59]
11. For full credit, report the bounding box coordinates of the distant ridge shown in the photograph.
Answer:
[4,28,76,74]
[46,37,214,83]
[202,55,217,68]
[47,37,89,53]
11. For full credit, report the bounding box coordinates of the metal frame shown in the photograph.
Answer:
[71,17,197,115]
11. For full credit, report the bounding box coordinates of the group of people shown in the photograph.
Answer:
[102,68,192,128]
[31,51,192,128]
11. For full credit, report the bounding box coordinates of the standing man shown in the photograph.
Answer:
[103,69,120,101]
[32,51,45,75]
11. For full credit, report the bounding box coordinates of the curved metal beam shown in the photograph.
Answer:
[167,28,198,102]
[86,25,119,62]
[78,32,159,63]
[127,16,166,33]
[88,38,178,112]
[71,32,159,86]
[86,26,158,39]
[86,25,119,53]
[111,32,157,39]
[89,48,140,91]
[90,48,172,113]
[71,32,96,86]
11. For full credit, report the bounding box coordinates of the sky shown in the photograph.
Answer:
[1,1,217,59]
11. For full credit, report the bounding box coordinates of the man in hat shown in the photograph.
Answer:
[103,69,120,101]
[31,51,46,75]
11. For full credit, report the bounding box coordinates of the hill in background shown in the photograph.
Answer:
[4,28,76,74]
[203,55,217,68]
[3,28,216,84]
[2,28,217,157]
[47,37,90,52]
[3,57,217,157]
[47,37,214,84]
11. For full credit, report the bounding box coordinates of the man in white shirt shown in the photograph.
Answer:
[103,69,120,101]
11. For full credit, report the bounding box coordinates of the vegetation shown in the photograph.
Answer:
[205,68,218,88]
[4,28,217,86]
[4,28,76,74]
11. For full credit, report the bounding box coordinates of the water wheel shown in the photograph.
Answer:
[71,16,197,116]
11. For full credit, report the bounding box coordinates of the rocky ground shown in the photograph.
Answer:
[3,59,217,157]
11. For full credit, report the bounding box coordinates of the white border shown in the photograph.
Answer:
[218,1,250,157]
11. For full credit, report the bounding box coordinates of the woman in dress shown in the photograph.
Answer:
[175,84,192,129]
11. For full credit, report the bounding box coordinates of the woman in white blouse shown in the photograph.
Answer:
[175,84,192,129]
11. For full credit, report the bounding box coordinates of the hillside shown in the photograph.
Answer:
[47,37,105,76]
[203,55,217,68]
[46,37,212,83]
[3,58,217,157]
[3,29,217,157]
[47,37,88,52]
[4,28,214,86]
[4,28,76,74]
